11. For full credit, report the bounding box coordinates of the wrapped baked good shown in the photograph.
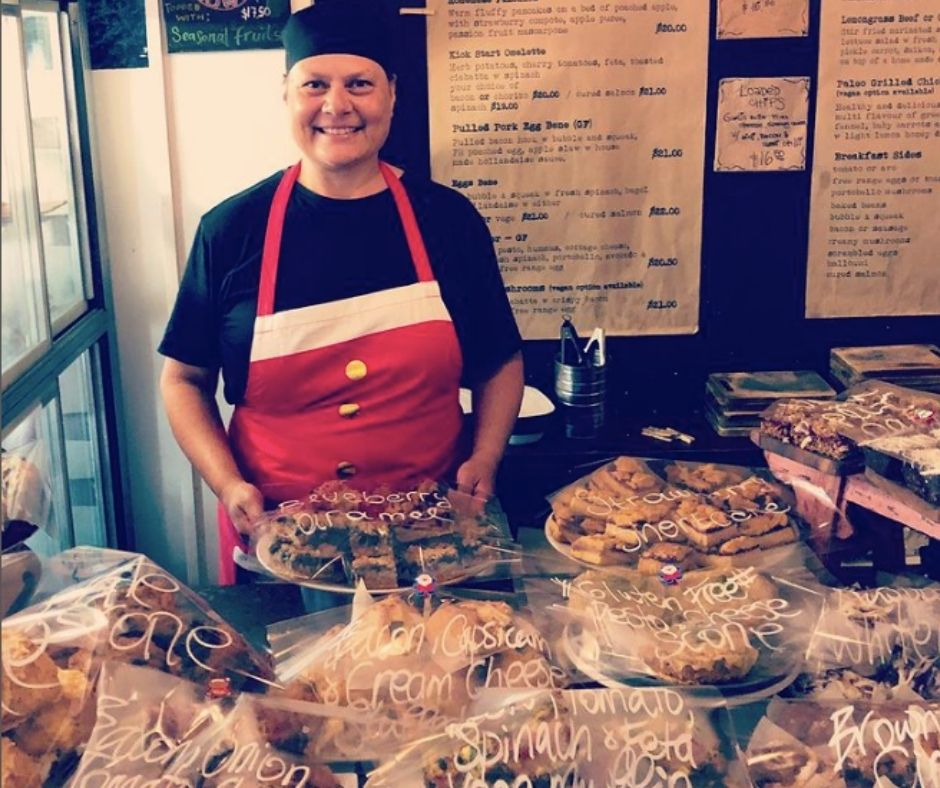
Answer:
[366,687,749,787]
[861,427,940,506]
[546,456,819,574]
[1,604,108,785]
[788,582,940,702]
[268,588,570,748]
[760,381,940,467]
[741,696,939,787]
[19,548,276,693]
[528,563,821,701]
[1,446,50,547]
[69,662,368,786]
[249,480,519,591]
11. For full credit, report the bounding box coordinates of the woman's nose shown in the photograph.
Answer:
[322,86,351,114]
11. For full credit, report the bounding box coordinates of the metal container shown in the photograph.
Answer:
[554,356,606,407]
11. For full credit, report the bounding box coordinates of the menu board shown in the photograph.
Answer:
[426,1,708,338]
[805,0,940,318]
[714,77,810,172]
[162,0,289,53]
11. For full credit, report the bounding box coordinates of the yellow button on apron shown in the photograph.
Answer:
[336,461,357,479]
[345,360,367,380]
[338,403,360,418]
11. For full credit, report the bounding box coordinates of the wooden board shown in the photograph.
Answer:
[845,474,940,540]
[707,370,836,408]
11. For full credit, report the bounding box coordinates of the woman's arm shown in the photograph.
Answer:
[159,358,263,533]
[456,351,524,498]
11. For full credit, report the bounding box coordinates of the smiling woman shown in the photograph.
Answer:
[158,0,524,585]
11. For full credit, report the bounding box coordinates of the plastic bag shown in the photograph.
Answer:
[1,603,108,785]
[20,548,277,692]
[860,426,940,506]
[267,587,571,748]
[366,687,750,787]
[760,381,940,464]
[1,443,52,549]
[70,662,366,787]
[545,456,829,576]
[525,562,823,703]
[788,581,940,702]
[247,479,520,592]
[741,696,940,787]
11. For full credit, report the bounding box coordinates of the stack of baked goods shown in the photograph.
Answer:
[760,380,940,468]
[788,584,939,703]
[365,687,747,787]
[1,605,106,787]
[255,480,515,590]
[554,564,817,692]
[547,457,805,572]
[742,696,939,787]
[271,593,569,746]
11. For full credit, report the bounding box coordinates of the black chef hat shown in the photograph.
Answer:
[283,0,398,77]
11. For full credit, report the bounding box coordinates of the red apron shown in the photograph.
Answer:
[217,162,464,584]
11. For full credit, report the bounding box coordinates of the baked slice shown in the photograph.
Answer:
[350,554,398,589]
[401,543,463,582]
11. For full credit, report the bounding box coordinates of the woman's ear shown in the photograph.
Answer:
[389,75,397,113]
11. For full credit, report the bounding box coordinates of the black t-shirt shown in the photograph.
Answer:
[159,171,522,404]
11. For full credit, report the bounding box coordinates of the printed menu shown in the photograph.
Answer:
[806,0,940,317]
[426,0,709,337]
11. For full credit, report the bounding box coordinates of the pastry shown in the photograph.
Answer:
[666,462,746,493]
[571,534,634,566]
[401,543,463,582]
[1,630,62,729]
[426,600,515,659]
[718,526,797,556]
[746,743,822,787]
[1,737,47,788]
[350,554,398,588]
[672,499,736,550]
[591,457,664,497]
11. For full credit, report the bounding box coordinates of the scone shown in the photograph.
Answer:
[427,600,515,659]
[647,636,759,684]
[1,631,62,729]
[718,526,797,556]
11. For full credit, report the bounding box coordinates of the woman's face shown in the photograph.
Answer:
[285,53,395,174]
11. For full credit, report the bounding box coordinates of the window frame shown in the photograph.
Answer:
[1,0,129,552]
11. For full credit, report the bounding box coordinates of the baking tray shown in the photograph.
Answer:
[750,430,862,475]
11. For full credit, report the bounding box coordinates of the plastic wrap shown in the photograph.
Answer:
[267,587,571,748]
[1,603,108,785]
[861,427,940,507]
[20,548,277,691]
[526,562,823,705]
[545,456,829,575]
[788,582,940,702]
[247,480,520,592]
[69,661,369,787]
[760,381,940,467]
[365,687,750,787]
[1,444,52,549]
[741,697,939,787]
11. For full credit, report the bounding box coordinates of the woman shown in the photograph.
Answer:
[159,0,524,584]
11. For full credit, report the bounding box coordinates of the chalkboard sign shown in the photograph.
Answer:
[163,0,290,54]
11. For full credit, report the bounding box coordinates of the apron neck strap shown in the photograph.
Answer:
[378,162,434,283]
[257,161,433,318]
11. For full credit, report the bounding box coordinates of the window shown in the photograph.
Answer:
[1,1,125,556]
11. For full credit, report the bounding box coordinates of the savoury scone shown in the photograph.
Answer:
[645,635,759,684]
[1,631,62,730]
[426,599,516,660]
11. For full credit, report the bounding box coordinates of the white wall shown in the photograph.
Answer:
[91,0,295,582]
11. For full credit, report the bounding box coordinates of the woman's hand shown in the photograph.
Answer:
[456,453,499,500]
[220,479,265,535]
